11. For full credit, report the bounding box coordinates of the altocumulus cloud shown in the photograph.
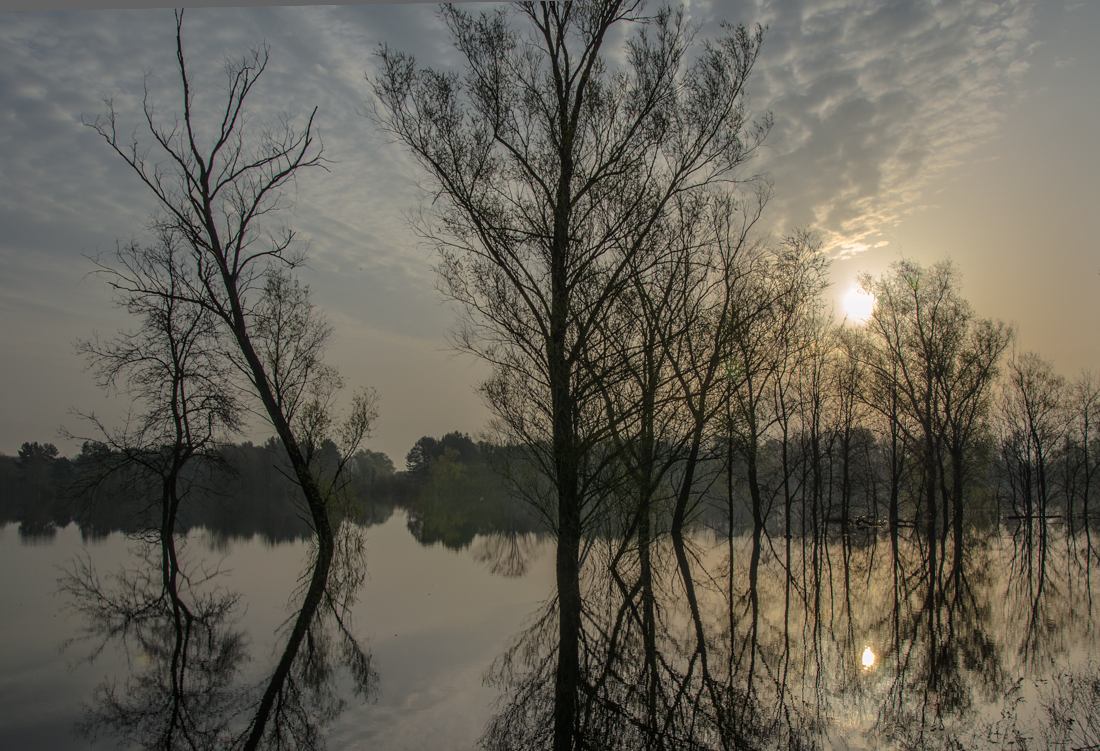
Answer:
[0,6,459,335]
[702,0,1037,258]
[0,1,1039,314]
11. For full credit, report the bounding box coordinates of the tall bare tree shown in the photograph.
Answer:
[371,3,768,747]
[84,12,377,748]
[723,229,827,537]
[857,258,1010,615]
[1063,371,1100,534]
[999,350,1066,522]
[859,260,970,578]
[937,316,1012,570]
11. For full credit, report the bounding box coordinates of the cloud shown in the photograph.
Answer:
[692,0,1038,257]
[0,2,1044,314]
[0,6,458,323]
[0,6,482,456]
[0,2,1055,456]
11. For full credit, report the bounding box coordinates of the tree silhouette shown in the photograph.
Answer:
[84,12,377,746]
[372,5,768,746]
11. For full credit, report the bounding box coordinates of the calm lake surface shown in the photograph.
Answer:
[3,513,1099,750]
[0,514,554,750]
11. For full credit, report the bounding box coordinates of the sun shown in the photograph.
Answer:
[843,286,875,324]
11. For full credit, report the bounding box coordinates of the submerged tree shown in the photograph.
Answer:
[371,4,768,746]
[73,227,242,551]
[62,515,377,750]
[1062,371,1100,529]
[84,12,377,747]
[999,350,1066,522]
[722,228,828,538]
[859,259,1009,576]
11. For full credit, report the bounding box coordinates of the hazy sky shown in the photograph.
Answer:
[1,0,1097,465]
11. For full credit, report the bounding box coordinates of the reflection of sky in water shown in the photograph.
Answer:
[631,526,1100,749]
[0,516,554,751]
[329,518,553,748]
[0,524,131,749]
[5,519,1100,748]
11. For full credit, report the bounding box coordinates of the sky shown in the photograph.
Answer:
[1,0,1097,466]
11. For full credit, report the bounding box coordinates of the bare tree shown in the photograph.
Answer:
[937,315,1012,570]
[84,12,376,748]
[999,350,1066,522]
[859,259,972,580]
[371,4,768,748]
[72,226,243,609]
[722,228,828,537]
[1061,371,1100,532]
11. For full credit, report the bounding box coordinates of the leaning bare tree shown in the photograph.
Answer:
[84,11,376,748]
[371,2,768,748]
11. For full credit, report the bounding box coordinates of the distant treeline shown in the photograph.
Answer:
[0,432,541,549]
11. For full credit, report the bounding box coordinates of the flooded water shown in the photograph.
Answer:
[0,515,554,750]
[2,513,1099,750]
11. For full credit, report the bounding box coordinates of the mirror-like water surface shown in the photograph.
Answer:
[4,511,1100,750]
[0,516,553,750]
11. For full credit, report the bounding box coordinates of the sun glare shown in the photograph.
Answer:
[861,646,875,670]
[844,286,875,324]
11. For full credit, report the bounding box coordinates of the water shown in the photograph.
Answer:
[3,514,1100,749]
[0,515,554,750]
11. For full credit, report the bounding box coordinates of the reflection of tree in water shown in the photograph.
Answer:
[944,524,1100,751]
[481,516,1100,751]
[404,451,542,553]
[820,521,1100,750]
[62,520,376,750]
[63,541,247,750]
[1002,517,1097,670]
[480,528,780,751]
[876,531,1002,749]
[473,530,544,579]
[242,521,377,751]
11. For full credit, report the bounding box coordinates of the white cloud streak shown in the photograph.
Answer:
[706,0,1038,257]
